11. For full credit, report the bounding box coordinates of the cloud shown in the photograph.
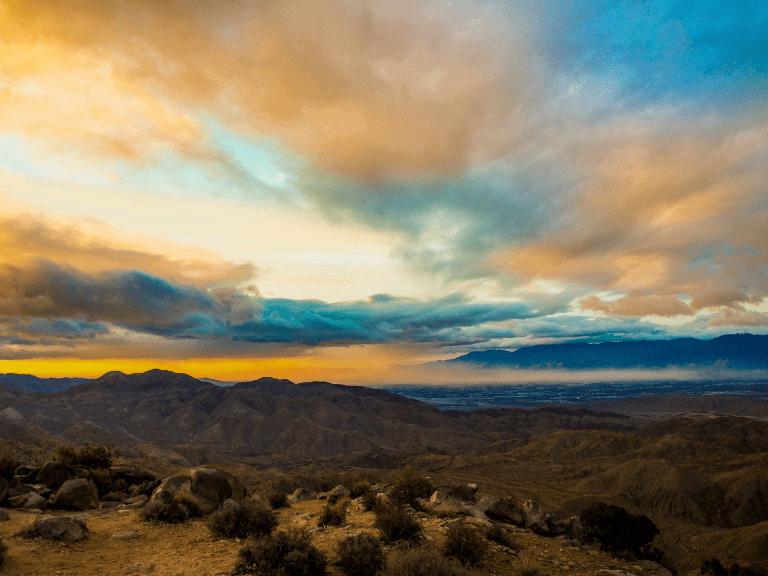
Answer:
[1,0,530,183]
[578,294,693,317]
[0,213,256,289]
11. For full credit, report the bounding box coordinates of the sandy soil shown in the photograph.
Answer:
[0,500,662,576]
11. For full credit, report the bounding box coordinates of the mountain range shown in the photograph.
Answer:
[451,333,768,370]
[1,368,768,571]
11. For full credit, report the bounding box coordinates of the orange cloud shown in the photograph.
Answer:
[1,0,526,182]
[0,213,254,289]
[578,294,692,318]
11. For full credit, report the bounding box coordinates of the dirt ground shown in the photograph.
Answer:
[0,499,660,576]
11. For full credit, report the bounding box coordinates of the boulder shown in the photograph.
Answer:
[520,500,556,535]
[464,505,490,520]
[110,466,155,485]
[636,560,673,576]
[124,495,149,509]
[485,497,525,525]
[426,491,467,516]
[465,516,493,529]
[8,494,29,508]
[328,485,351,499]
[0,476,8,500]
[53,478,100,510]
[0,508,9,520]
[554,516,582,540]
[224,472,247,501]
[20,515,85,542]
[150,468,243,514]
[22,493,47,510]
[9,484,51,499]
[130,480,161,498]
[36,461,72,489]
[14,465,37,477]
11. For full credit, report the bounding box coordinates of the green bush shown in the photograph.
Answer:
[389,467,435,507]
[140,497,190,524]
[232,528,327,576]
[485,524,518,550]
[335,534,385,576]
[268,491,289,509]
[56,443,117,468]
[0,538,7,569]
[208,499,278,539]
[580,502,659,556]
[384,547,467,576]
[318,499,349,527]
[443,523,488,567]
[373,504,422,543]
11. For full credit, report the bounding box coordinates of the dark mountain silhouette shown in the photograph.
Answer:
[0,373,89,393]
[451,333,768,369]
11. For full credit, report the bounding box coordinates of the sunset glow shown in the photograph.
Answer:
[1,0,767,382]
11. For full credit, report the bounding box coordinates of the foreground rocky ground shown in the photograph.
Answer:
[0,495,674,576]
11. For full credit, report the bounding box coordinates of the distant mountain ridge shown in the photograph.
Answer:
[0,373,89,393]
[451,333,768,370]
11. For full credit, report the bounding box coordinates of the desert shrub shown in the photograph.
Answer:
[351,481,372,498]
[0,454,19,479]
[443,523,488,567]
[90,468,127,498]
[374,504,422,543]
[56,443,117,468]
[140,497,190,524]
[175,494,204,517]
[0,539,7,568]
[446,484,476,503]
[268,490,289,509]
[208,498,278,539]
[232,528,327,576]
[389,467,435,507]
[335,534,385,576]
[701,558,766,576]
[384,547,467,576]
[361,489,379,512]
[318,499,349,527]
[485,524,518,550]
[514,557,544,576]
[102,490,128,502]
[580,502,659,556]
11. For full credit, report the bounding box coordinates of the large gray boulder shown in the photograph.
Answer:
[36,461,72,489]
[150,468,246,514]
[521,500,557,535]
[9,484,51,499]
[53,478,100,510]
[484,497,525,525]
[20,515,85,542]
[426,490,467,516]
[22,492,47,510]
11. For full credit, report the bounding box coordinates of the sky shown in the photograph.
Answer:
[1,0,767,383]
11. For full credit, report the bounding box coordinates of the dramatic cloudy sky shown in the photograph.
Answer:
[1,0,767,381]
